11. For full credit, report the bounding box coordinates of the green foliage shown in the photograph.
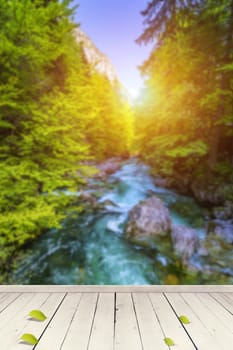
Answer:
[135,0,233,182]
[0,0,85,272]
[83,74,133,160]
[136,0,199,45]
[213,161,233,177]
[0,0,133,277]
[166,140,208,158]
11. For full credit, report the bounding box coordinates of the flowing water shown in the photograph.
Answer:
[8,159,207,285]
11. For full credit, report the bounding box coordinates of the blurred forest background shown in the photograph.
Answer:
[0,0,232,282]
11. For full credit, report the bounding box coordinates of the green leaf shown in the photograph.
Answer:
[164,337,175,346]
[179,315,190,324]
[29,309,47,321]
[20,333,38,345]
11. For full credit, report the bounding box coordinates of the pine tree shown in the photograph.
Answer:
[135,0,233,184]
[0,0,89,274]
[136,0,200,45]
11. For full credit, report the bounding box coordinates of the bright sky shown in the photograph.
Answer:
[74,0,153,99]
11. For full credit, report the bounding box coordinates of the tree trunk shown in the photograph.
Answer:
[207,123,220,172]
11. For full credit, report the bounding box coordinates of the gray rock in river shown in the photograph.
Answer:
[207,219,233,244]
[198,232,233,278]
[171,225,199,264]
[95,157,122,180]
[125,195,200,267]
[125,196,171,241]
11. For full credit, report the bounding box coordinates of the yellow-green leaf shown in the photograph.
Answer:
[20,333,38,345]
[164,337,175,346]
[179,315,190,324]
[29,309,47,321]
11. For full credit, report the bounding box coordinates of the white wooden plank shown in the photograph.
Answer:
[61,293,98,350]
[132,293,168,350]
[0,285,233,293]
[0,293,13,304]
[0,293,6,301]
[115,293,142,350]
[223,293,233,301]
[0,292,64,350]
[0,293,34,329]
[196,293,233,334]
[181,293,233,350]
[88,293,114,350]
[211,293,233,315]
[17,293,65,350]
[166,292,224,350]
[149,293,195,349]
[0,293,21,313]
[0,293,50,350]
[34,293,82,349]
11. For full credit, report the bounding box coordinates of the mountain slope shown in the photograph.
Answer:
[75,28,118,83]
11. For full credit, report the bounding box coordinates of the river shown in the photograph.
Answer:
[8,159,212,285]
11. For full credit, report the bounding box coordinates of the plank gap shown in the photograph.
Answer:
[59,293,84,350]
[196,293,233,335]
[210,293,233,316]
[147,293,167,341]
[164,293,198,350]
[131,293,144,350]
[0,292,21,314]
[86,292,100,350]
[114,292,117,340]
[33,292,67,349]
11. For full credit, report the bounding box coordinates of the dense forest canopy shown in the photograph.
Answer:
[135,0,233,191]
[0,0,133,277]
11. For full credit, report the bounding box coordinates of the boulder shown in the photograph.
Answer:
[125,196,171,241]
[207,219,233,244]
[199,233,233,278]
[191,182,223,205]
[171,225,199,264]
[95,158,122,180]
[191,182,233,207]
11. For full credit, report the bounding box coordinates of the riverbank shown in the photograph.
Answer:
[153,168,233,241]
[0,158,121,284]
[148,161,233,281]
[4,158,233,285]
